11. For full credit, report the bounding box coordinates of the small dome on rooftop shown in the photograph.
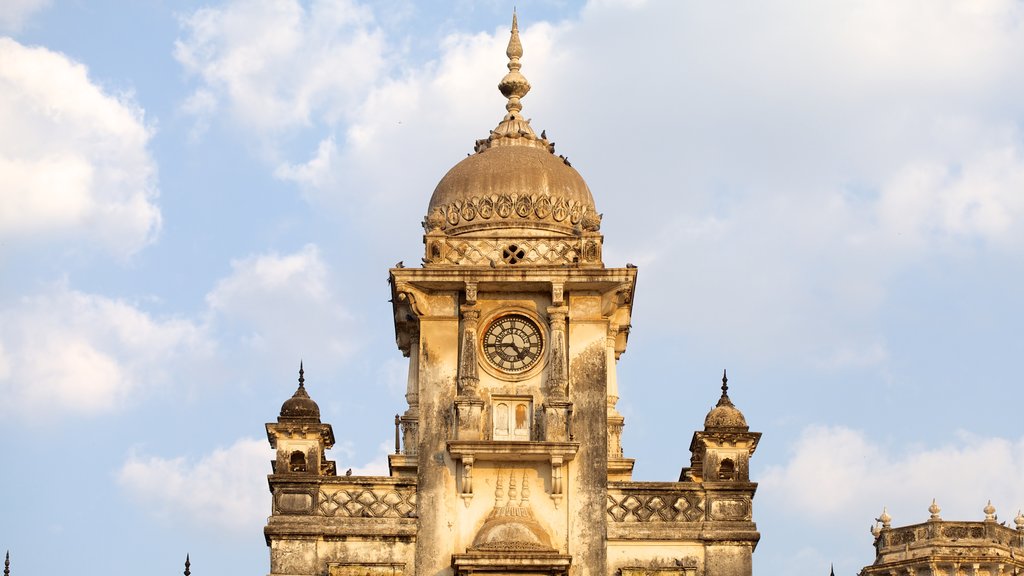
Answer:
[279,363,320,422]
[703,370,748,430]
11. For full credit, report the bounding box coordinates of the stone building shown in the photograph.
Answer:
[263,15,761,576]
[858,502,1024,576]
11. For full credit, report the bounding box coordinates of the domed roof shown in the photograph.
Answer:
[279,363,320,422]
[704,371,748,430]
[423,13,599,237]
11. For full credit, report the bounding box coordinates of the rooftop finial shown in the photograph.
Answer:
[4,550,9,576]
[713,369,734,409]
[298,361,305,388]
[877,506,892,528]
[498,10,531,119]
[184,554,191,576]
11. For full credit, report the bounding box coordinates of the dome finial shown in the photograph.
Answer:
[4,550,9,576]
[298,360,305,388]
[721,369,729,397]
[498,10,531,119]
[184,554,191,576]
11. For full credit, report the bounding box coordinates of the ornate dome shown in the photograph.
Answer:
[703,371,748,430]
[279,363,321,422]
[423,13,599,237]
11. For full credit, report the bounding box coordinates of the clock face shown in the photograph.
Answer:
[482,314,544,374]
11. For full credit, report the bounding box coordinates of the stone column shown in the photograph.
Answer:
[606,322,624,458]
[401,327,420,455]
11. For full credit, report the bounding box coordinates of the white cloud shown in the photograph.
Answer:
[0,0,50,31]
[175,0,386,134]
[118,437,271,532]
[762,426,1024,523]
[877,144,1024,249]
[117,436,390,532]
[0,284,212,417]
[274,136,337,189]
[0,38,161,257]
[206,244,355,363]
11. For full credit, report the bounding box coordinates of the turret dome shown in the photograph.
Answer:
[703,371,748,430]
[279,363,320,423]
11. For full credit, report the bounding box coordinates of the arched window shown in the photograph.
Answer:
[514,404,528,432]
[290,450,307,473]
[718,458,735,480]
[493,399,509,434]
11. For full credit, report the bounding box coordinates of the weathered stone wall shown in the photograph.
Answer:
[568,292,609,576]
[413,306,460,576]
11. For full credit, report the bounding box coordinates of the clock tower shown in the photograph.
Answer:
[264,14,760,576]
[389,14,634,576]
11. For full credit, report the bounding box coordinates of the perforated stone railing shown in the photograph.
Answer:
[877,521,1024,552]
[424,236,602,267]
[606,486,705,523]
[317,486,418,518]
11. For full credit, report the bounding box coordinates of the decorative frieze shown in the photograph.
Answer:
[424,236,602,267]
[424,193,600,232]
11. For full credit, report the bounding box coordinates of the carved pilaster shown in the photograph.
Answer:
[546,305,568,399]
[608,413,624,458]
[405,327,420,409]
[606,322,619,412]
[458,305,481,397]
[400,413,418,456]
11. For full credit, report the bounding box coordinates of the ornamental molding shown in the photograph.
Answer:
[424,193,601,232]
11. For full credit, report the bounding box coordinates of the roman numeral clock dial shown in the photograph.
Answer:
[482,314,543,374]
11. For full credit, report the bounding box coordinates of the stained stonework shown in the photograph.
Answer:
[264,14,760,576]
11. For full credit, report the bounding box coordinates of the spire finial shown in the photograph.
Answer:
[184,554,191,576]
[298,361,305,388]
[498,10,531,118]
[877,506,892,528]
[721,369,729,396]
[4,550,9,576]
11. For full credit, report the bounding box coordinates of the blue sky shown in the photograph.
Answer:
[3,0,1024,574]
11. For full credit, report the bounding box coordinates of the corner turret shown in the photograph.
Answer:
[266,363,336,476]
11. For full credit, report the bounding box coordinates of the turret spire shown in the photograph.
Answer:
[498,10,531,119]
[716,369,734,408]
